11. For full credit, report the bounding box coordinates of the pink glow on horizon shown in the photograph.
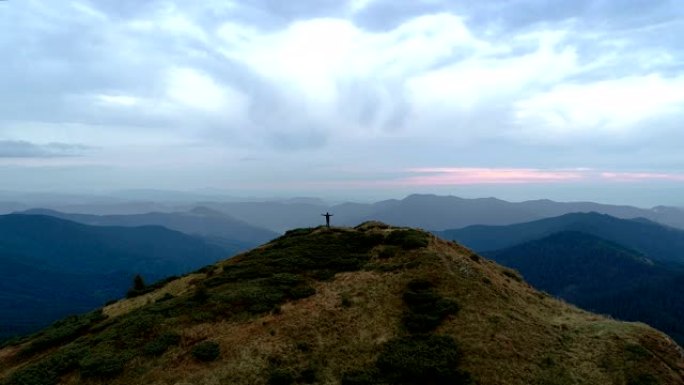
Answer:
[401,167,585,185]
[600,172,684,181]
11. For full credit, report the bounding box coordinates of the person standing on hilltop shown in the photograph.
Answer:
[322,212,333,228]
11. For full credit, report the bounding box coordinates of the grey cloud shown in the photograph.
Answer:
[0,141,90,158]
[0,0,684,197]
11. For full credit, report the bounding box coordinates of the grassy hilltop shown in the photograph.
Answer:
[1,222,682,385]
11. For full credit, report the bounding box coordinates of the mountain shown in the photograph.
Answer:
[200,201,329,233]
[438,212,684,263]
[19,207,278,248]
[202,194,684,233]
[1,224,681,384]
[0,214,230,340]
[352,195,544,230]
[484,231,684,344]
[486,231,662,301]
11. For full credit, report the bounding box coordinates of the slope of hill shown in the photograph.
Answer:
[484,231,684,344]
[19,207,277,248]
[0,214,230,340]
[438,212,684,263]
[1,224,681,385]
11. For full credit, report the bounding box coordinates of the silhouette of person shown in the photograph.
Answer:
[322,212,333,228]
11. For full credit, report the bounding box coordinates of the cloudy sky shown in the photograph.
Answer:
[1,0,683,205]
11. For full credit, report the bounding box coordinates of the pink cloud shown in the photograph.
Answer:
[600,172,684,182]
[401,167,586,185]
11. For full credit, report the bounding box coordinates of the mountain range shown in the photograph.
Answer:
[436,213,684,345]
[6,193,684,233]
[1,223,681,384]
[437,211,684,262]
[200,194,684,232]
[0,214,232,340]
[18,207,278,249]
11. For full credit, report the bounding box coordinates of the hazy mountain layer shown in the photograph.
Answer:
[19,207,278,248]
[438,212,684,263]
[0,214,230,340]
[202,194,684,232]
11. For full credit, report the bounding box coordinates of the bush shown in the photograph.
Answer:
[20,311,106,357]
[288,285,316,300]
[79,351,127,378]
[376,335,471,384]
[191,341,220,362]
[8,345,87,385]
[627,374,659,385]
[341,369,380,385]
[300,367,317,383]
[142,332,181,356]
[386,229,429,250]
[126,274,154,298]
[268,368,295,385]
[501,269,522,282]
[378,245,400,259]
[402,279,459,333]
[7,365,58,385]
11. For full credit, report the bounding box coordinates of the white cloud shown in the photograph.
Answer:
[165,67,248,116]
[514,74,684,141]
[96,94,141,107]
[2,0,684,197]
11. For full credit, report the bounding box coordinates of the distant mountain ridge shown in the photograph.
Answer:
[438,212,684,263]
[5,194,684,232]
[0,214,231,340]
[200,194,684,232]
[18,207,278,248]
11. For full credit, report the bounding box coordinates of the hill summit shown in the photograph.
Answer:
[1,222,683,385]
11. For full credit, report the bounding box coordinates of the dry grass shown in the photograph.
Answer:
[103,273,207,318]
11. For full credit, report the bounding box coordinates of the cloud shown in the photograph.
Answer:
[401,167,586,185]
[0,141,90,158]
[0,0,683,200]
[514,74,684,142]
[395,167,684,186]
[600,172,684,182]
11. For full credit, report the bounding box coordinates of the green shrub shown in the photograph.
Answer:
[126,274,154,298]
[300,367,317,383]
[6,365,58,385]
[502,269,522,282]
[378,245,400,259]
[8,344,87,384]
[79,351,127,378]
[142,332,181,356]
[20,311,106,357]
[376,335,471,384]
[627,374,659,385]
[191,341,220,362]
[192,284,209,303]
[341,369,380,385]
[268,368,295,385]
[287,285,316,300]
[402,279,459,333]
[386,229,429,250]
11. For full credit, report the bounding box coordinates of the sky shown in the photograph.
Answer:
[1,0,684,206]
